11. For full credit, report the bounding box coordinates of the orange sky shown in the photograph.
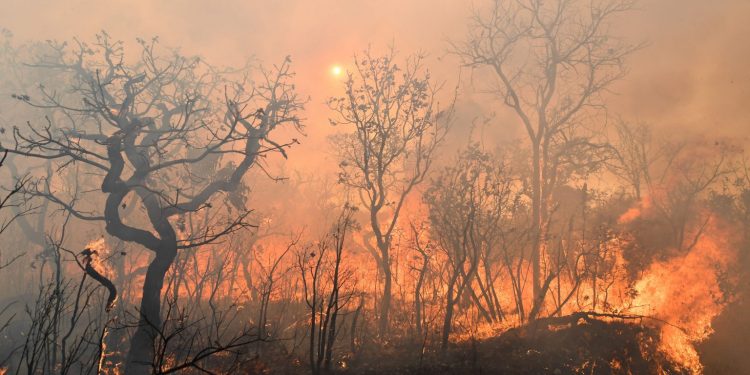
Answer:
[1,0,748,172]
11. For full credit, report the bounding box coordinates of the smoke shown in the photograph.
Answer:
[0,1,747,372]
[1,0,746,164]
[610,0,750,138]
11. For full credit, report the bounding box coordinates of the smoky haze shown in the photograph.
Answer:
[2,0,747,159]
[0,1,748,374]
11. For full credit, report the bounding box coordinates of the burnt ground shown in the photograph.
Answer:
[337,312,689,375]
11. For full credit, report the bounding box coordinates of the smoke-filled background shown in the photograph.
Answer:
[0,0,748,374]
[2,0,748,146]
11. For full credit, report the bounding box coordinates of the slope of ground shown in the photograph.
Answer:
[340,312,688,375]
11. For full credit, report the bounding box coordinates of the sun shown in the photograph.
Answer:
[330,65,343,77]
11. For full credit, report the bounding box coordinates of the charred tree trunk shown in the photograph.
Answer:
[379,247,392,337]
[414,251,428,337]
[530,144,544,321]
[125,243,176,373]
[441,269,461,350]
[7,35,301,375]
[350,295,364,354]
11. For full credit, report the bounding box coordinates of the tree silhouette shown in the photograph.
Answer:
[2,33,303,372]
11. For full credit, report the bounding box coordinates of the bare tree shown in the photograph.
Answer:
[409,221,431,339]
[8,210,120,375]
[254,235,298,348]
[2,33,303,372]
[609,124,735,252]
[454,0,637,320]
[424,144,515,348]
[329,48,451,335]
[607,120,656,200]
[298,204,358,374]
[0,151,29,245]
[146,297,259,374]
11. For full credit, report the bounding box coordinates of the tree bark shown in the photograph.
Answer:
[124,243,177,374]
[378,250,392,337]
[530,143,544,321]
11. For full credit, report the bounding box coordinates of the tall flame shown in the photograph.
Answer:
[629,218,736,373]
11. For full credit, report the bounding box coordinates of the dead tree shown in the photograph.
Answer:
[609,125,735,252]
[607,121,657,200]
[2,33,303,373]
[409,221,431,338]
[424,144,514,348]
[0,150,30,353]
[298,205,357,374]
[454,0,638,320]
[147,296,259,374]
[255,234,298,348]
[329,48,451,336]
[11,211,118,375]
[0,151,30,249]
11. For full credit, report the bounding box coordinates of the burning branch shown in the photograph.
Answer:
[79,247,118,313]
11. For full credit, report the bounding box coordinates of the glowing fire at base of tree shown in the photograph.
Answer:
[0,0,747,373]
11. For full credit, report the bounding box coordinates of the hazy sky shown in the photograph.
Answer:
[1,0,748,167]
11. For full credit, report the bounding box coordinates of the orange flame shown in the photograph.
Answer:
[84,237,115,279]
[629,218,736,373]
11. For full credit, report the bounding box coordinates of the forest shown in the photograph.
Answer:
[0,0,748,374]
